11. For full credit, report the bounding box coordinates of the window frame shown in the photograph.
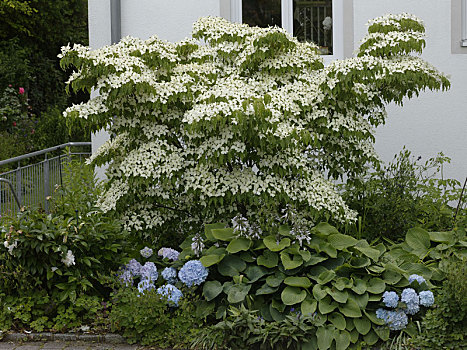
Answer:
[230,0,344,62]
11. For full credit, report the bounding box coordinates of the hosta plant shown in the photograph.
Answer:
[60,13,449,243]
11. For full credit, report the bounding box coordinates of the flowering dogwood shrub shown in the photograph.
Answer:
[60,14,449,240]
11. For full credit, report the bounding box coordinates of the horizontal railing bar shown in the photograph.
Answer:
[0,142,91,167]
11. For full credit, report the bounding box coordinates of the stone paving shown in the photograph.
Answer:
[0,341,139,350]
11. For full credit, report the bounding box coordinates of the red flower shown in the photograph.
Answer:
[31,129,35,134]
[18,87,25,95]
[12,122,17,127]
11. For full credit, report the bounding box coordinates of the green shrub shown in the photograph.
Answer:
[411,259,467,349]
[341,149,465,241]
[109,286,200,347]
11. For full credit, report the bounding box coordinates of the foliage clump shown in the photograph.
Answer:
[61,14,449,243]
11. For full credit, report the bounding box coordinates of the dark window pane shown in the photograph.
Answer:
[293,0,333,55]
[242,0,282,28]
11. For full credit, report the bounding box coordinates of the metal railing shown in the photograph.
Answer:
[0,142,91,217]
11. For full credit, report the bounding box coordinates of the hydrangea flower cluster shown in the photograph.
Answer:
[178,260,209,287]
[161,267,178,284]
[158,247,180,261]
[376,309,408,331]
[157,284,183,306]
[382,291,399,308]
[140,262,158,282]
[140,246,153,258]
[137,279,155,294]
[60,13,449,240]
[408,274,426,285]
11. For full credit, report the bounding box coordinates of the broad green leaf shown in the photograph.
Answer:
[203,281,223,301]
[272,298,286,312]
[327,234,358,250]
[257,250,279,268]
[313,222,340,236]
[333,277,352,291]
[335,330,351,350]
[200,254,225,267]
[270,304,285,321]
[428,231,454,243]
[317,270,336,285]
[366,278,385,294]
[328,288,348,303]
[211,228,235,241]
[354,292,369,309]
[280,251,303,269]
[312,284,327,300]
[226,237,252,253]
[400,262,432,279]
[382,270,402,285]
[299,249,312,262]
[406,227,431,252]
[349,257,370,268]
[316,325,335,350]
[301,299,317,316]
[218,255,246,276]
[319,242,337,258]
[354,316,371,335]
[364,310,385,326]
[205,223,226,240]
[195,300,215,318]
[304,255,328,266]
[264,235,291,252]
[227,284,251,303]
[338,296,362,318]
[266,272,285,287]
[329,312,346,330]
[284,276,312,288]
[245,265,269,282]
[319,296,338,314]
[256,283,279,295]
[353,243,381,261]
[363,330,379,345]
[374,325,390,341]
[281,286,307,305]
[351,279,367,294]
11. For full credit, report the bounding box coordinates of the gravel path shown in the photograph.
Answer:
[0,341,139,350]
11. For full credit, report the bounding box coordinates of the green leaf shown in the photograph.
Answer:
[218,255,246,276]
[227,284,251,303]
[328,288,348,303]
[266,272,285,287]
[406,227,431,253]
[329,312,346,330]
[280,251,303,269]
[257,250,279,268]
[319,242,337,258]
[353,243,381,261]
[317,270,336,285]
[374,325,390,341]
[338,296,362,318]
[226,237,252,253]
[364,310,385,326]
[200,254,225,267]
[333,277,352,291]
[366,278,385,294]
[301,299,317,316]
[316,325,335,350]
[304,255,328,266]
[312,284,327,300]
[245,265,269,282]
[211,228,235,241]
[281,286,307,305]
[284,276,312,288]
[204,223,227,240]
[256,283,279,295]
[334,330,351,350]
[313,222,340,236]
[327,234,358,250]
[203,281,223,301]
[428,231,455,243]
[354,316,371,335]
[363,330,379,345]
[264,235,291,251]
[319,296,338,314]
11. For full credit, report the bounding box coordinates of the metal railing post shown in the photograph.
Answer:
[44,153,50,213]
[16,161,22,211]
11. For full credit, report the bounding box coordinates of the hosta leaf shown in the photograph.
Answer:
[327,234,358,250]
[256,283,279,295]
[364,310,385,326]
[245,265,269,282]
[280,251,303,269]
[218,255,246,276]
[338,296,362,318]
[299,249,312,262]
[200,254,225,267]
[353,243,381,261]
[428,231,455,243]
[374,325,390,341]
[318,296,338,314]
[406,227,431,252]
[354,316,371,335]
[333,277,352,291]
[316,325,335,350]
[227,284,251,303]
[317,270,336,285]
[211,228,235,241]
[312,284,327,300]
[257,250,279,268]
[226,237,252,253]
[281,286,307,305]
[270,304,285,321]
[203,281,223,301]
[284,276,312,288]
[354,292,369,309]
[301,298,317,316]
[264,235,290,252]
[319,242,337,258]
[363,330,379,345]
[329,312,346,330]
[266,272,285,287]
[304,255,328,266]
[313,222,340,236]
[205,223,226,240]
[382,270,402,285]
[366,278,386,294]
[335,330,351,349]
[351,279,367,295]
[327,288,348,303]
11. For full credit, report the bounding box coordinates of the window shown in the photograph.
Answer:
[231,0,344,60]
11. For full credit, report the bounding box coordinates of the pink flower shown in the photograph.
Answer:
[8,84,12,87]
[12,122,17,127]
[18,87,25,95]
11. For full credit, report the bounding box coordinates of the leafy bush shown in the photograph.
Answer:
[61,14,449,245]
[109,285,201,347]
[341,149,466,241]
[411,259,467,349]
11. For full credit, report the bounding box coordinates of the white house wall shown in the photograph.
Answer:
[354,0,466,182]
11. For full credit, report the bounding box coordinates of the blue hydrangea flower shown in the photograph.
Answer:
[376,308,388,321]
[382,291,399,308]
[141,262,158,281]
[386,310,409,330]
[408,274,426,285]
[158,247,180,261]
[419,290,434,307]
[401,288,420,315]
[157,284,183,306]
[140,246,153,258]
[161,267,178,284]
[137,279,155,294]
[178,260,208,287]
[118,269,133,286]
[126,259,142,276]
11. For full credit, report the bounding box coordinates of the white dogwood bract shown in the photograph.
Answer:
[61,14,449,240]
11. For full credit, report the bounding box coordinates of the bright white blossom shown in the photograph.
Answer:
[61,250,76,267]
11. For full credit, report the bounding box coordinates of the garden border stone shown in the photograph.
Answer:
[1,333,125,344]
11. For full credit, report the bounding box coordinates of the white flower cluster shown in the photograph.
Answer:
[60,14,449,235]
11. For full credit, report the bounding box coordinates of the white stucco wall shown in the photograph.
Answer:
[354,0,467,182]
